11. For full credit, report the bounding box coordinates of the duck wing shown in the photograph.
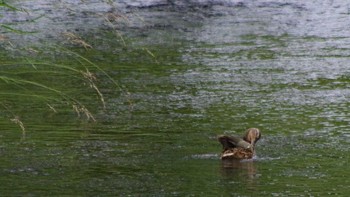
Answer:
[218,135,252,149]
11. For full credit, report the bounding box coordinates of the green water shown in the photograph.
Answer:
[1,0,350,196]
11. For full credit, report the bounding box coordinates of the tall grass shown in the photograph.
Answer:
[0,0,159,134]
[0,44,122,121]
[0,2,124,133]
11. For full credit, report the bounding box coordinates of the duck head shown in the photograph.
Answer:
[243,128,261,149]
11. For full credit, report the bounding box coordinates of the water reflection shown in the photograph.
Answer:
[220,159,259,190]
[221,158,258,177]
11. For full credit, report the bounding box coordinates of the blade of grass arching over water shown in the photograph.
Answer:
[23,61,83,73]
[0,76,71,101]
[0,1,21,11]
[57,47,123,92]
[3,59,108,109]
[22,13,45,23]
[0,75,64,103]
[1,62,82,78]
[3,60,99,84]
[52,46,130,109]
[0,92,61,102]
[0,24,37,34]
[0,76,96,121]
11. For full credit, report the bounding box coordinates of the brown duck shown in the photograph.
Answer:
[218,128,261,160]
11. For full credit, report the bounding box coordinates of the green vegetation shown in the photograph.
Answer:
[0,2,122,132]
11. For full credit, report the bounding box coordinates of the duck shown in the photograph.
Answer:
[218,128,261,160]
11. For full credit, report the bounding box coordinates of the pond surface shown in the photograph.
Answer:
[1,0,350,196]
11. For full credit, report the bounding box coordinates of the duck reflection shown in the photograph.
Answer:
[221,158,258,178]
[220,158,259,191]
